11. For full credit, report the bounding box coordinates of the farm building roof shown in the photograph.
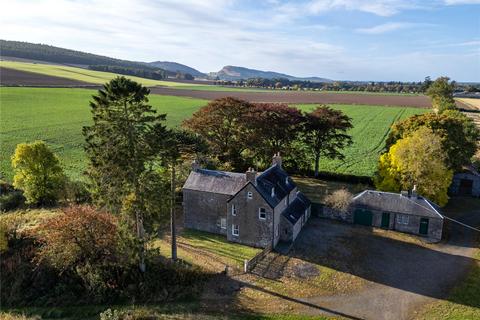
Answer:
[351,190,443,219]
[183,169,250,195]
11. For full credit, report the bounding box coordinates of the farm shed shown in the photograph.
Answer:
[449,166,480,197]
[349,190,444,241]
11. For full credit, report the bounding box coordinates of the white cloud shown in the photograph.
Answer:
[355,22,414,34]
[444,0,480,5]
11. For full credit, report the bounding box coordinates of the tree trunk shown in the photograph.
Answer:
[136,210,146,273]
[171,164,177,261]
[314,154,320,177]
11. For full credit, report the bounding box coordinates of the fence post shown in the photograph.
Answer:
[244,259,248,273]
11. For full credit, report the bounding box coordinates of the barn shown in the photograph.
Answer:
[450,166,480,197]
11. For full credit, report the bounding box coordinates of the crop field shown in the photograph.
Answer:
[0,87,426,181]
[295,104,424,176]
[0,60,201,87]
[0,87,208,180]
[456,97,480,111]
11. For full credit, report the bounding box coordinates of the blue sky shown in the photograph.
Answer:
[1,0,479,81]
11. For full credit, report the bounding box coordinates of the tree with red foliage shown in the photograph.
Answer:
[182,97,255,170]
[246,103,304,167]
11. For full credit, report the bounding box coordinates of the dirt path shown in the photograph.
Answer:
[291,198,480,320]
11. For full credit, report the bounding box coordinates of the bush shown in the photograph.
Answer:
[0,191,26,212]
[61,179,91,204]
[325,189,353,212]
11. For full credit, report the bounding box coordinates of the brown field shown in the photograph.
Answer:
[149,86,432,107]
[1,67,433,107]
[456,97,480,111]
[0,67,98,87]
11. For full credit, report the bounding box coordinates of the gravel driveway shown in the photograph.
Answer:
[290,198,480,320]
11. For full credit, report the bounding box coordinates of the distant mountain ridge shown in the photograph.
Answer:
[209,65,332,82]
[1,40,332,82]
[149,61,205,77]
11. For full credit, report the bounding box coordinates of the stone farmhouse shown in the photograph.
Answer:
[349,189,444,241]
[182,154,311,249]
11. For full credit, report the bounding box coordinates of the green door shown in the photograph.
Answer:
[381,212,390,229]
[419,218,429,235]
[354,209,373,226]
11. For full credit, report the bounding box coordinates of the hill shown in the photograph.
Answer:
[210,65,332,82]
[0,40,159,70]
[149,61,205,78]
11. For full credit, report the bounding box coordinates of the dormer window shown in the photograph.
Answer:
[271,187,275,197]
[247,191,253,199]
[284,197,288,206]
[285,177,289,184]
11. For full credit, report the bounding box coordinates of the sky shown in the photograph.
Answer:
[0,0,479,82]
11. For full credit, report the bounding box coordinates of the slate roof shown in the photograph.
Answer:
[255,164,296,207]
[282,191,311,224]
[183,169,249,195]
[351,190,443,219]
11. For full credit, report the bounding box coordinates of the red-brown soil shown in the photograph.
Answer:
[0,67,97,87]
[150,86,431,108]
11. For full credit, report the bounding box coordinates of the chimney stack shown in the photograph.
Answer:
[192,159,201,172]
[272,152,282,168]
[412,185,418,198]
[245,167,256,185]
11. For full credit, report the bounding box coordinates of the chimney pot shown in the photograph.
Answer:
[192,159,200,171]
[272,152,282,168]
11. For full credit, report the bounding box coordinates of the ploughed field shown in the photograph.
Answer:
[0,87,425,180]
[1,60,431,107]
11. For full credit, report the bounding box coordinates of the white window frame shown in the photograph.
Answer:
[285,177,289,184]
[232,224,239,236]
[231,204,236,216]
[271,187,275,197]
[397,214,409,225]
[220,218,226,229]
[247,191,253,199]
[258,207,267,220]
[284,197,288,206]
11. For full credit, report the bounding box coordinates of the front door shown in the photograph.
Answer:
[381,212,390,229]
[419,218,429,235]
[354,209,373,226]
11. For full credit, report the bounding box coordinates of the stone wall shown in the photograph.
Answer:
[183,189,229,235]
[227,183,273,248]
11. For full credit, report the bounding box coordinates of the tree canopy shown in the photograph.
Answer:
[11,141,65,205]
[386,110,479,171]
[426,76,456,113]
[375,127,453,206]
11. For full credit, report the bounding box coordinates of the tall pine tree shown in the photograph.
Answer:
[83,76,170,271]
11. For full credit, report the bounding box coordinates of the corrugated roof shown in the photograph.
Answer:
[256,164,296,207]
[351,190,443,219]
[282,191,311,224]
[183,169,248,195]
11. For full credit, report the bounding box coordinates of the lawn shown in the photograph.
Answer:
[0,87,208,180]
[152,228,262,270]
[0,87,425,181]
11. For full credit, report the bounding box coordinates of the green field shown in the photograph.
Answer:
[0,87,425,181]
[0,87,207,180]
[0,60,202,87]
[295,103,424,176]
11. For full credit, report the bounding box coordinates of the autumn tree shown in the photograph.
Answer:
[182,97,255,170]
[11,141,65,205]
[301,106,353,176]
[426,77,456,113]
[386,110,479,171]
[246,103,304,167]
[375,127,453,206]
[83,76,170,271]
